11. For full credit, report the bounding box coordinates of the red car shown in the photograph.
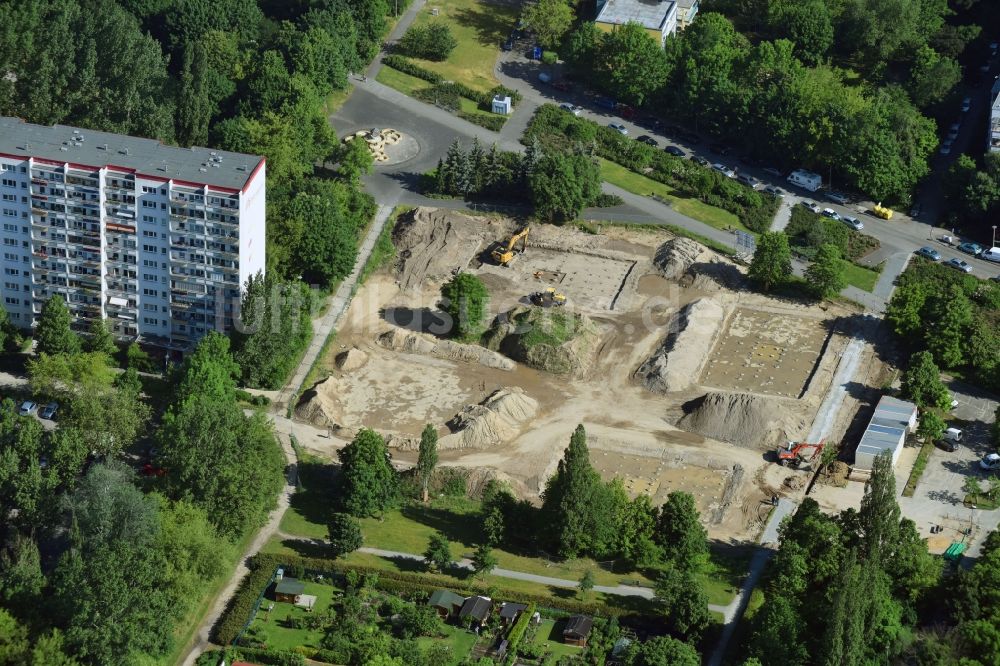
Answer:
[142,463,167,477]
[552,81,572,92]
[616,104,636,119]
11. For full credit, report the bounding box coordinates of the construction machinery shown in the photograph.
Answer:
[491,227,529,266]
[872,202,893,220]
[530,287,567,308]
[775,440,824,470]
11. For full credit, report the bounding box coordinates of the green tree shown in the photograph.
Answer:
[579,569,594,599]
[471,542,497,577]
[327,512,364,558]
[84,318,117,357]
[767,0,833,65]
[529,151,602,222]
[594,22,671,107]
[337,136,374,182]
[522,0,574,50]
[35,295,80,356]
[858,453,900,563]
[748,232,792,292]
[749,595,808,665]
[440,273,489,340]
[0,535,45,610]
[805,243,846,299]
[924,284,972,368]
[916,411,946,442]
[399,22,457,60]
[541,424,603,558]
[337,429,399,517]
[174,331,239,403]
[636,635,701,666]
[416,424,439,502]
[654,563,711,640]
[900,352,951,409]
[424,532,452,572]
[175,40,212,146]
[886,280,928,338]
[655,491,708,572]
[619,494,661,566]
[906,45,961,109]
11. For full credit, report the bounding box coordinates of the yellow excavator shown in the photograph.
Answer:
[490,227,529,266]
[530,287,567,307]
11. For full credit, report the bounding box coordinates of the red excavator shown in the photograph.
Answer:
[775,440,824,470]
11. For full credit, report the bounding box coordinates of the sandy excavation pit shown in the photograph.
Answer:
[699,308,830,398]
[295,208,859,542]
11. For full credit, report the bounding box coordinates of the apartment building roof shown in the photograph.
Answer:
[596,0,676,32]
[0,116,264,192]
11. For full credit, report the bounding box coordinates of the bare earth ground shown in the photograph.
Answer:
[294,208,866,543]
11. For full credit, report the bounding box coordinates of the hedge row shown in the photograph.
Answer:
[524,104,780,233]
[505,602,537,663]
[459,110,506,131]
[212,553,649,646]
[382,54,443,83]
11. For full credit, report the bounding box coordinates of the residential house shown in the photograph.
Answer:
[594,0,678,47]
[427,589,465,619]
[563,615,594,647]
[675,0,698,29]
[458,595,493,626]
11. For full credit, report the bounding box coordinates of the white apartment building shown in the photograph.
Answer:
[0,117,265,350]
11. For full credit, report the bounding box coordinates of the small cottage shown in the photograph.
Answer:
[458,595,493,626]
[427,589,466,619]
[563,615,594,647]
[273,577,305,604]
[498,602,527,625]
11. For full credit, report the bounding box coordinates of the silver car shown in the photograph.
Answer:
[841,216,863,230]
[945,258,973,273]
[825,191,849,204]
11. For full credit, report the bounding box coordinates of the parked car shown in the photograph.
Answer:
[841,216,863,230]
[958,242,984,256]
[690,155,710,166]
[762,167,783,177]
[821,207,841,221]
[825,191,850,205]
[737,173,761,189]
[947,122,961,141]
[763,185,784,197]
[558,102,581,116]
[19,401,37,416]
[962,96,972,112]
[677,130,700,144]
[709,143,731,155]
[501,39,513,51]
[939,235,957,246]
[940,140,952,155]
[980,453,1000,471]
[636,135,658,147]
[910,202,922,217]
[40,402,58,420]
[609,123,628,135]
[552,81,572,92]
[616,104,636,119]
[664,145,685,157]
[937,438,960,453]
[712,163,736,178]
[945,258,973,273]
[802,201,822,214]
[915,246,941,261]
[596,96,617,110]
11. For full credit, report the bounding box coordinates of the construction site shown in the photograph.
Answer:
[293,207,880,543]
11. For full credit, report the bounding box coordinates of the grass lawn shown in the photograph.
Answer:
[532,618,585,660]
[415,624,479,665]
[248,580,338,651]
[405,0,516,93]
[323,86,353,115]
[699,550,750,607]
[376,66,431,96]
[598,159,745,233]
[840,260,881,292]
[903,439,935,497]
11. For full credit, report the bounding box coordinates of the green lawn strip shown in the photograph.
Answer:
[840,259,881,293]
[698,550,748,607]
[406,0,516,93]
[376,66,432,96]
[965,493,1000,510]
[532,618,584,660]
[357,209,399,286]
[903,439,935,497]
[414,626,479,666]
[597,159,745,233]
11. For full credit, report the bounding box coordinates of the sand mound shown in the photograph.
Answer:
[483,307,599,376]
[677,391,805,450]
[394,208,492,291]
[294,376,341,428]
[653,237,711,280]
[335,347,369,371]
[439,388,539,449]
[377,328,515,371]
[636,298,726,393]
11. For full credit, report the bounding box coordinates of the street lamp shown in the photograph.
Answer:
[992,225,997,247]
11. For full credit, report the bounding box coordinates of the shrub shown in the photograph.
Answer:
[541,51,558,64]
[785,206,880,260]
[459,111,506,131]
[398,22,457,61]
[414,83,461,111]
[381,55,443,83]
[506,603,537,657]
[591,193,624,208]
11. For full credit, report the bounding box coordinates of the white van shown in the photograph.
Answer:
[944,427,963,442]
[787,169,822,192]
[981,247,1000,263]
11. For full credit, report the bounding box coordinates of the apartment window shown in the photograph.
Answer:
[143,317,158,325]
[1,194,15,202]
[0,165,11,172]
[141,200,156,209]
[142,230,157,238]
[141,186,156,194]
[4,268,19,276]
[142,273,157,282]
[143,303,157,312]
[9,312,18,320]
[2,224,16,232]
[143,288,158,297]
[1,178,15,187]
[3,253,15,261]
[142,215,156,224]
[3,239,15,246]
[4,297,19,305]
[142,244,156,253]
[2,209,15,218]
[143,259,157,267]
[4,282,17,290]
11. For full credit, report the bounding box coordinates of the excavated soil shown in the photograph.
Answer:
[635,297,730,393]
[437,387,539,450]
[483,307,600,376]
[394,207,502,291]
[677,391,810,451]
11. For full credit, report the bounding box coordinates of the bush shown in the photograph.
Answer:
[591,193,624,208]
[398,22,457,61]
[459,111,506,131]
[506,603,537,657]
[231,647,306,666]
[414,83,461,110]
[785,206,880,260]
[382,55,443,83]
[541,51,558,65]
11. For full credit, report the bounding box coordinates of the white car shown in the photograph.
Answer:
[712,163,736,178]
[559,103,582,116]
[940,140,953,155]
[821,208,841,221]
[980,453,1000,471]
[841,216,863,230]
[609,123,628,135]
[962,97,972,112]
[948,122,960,141]
[825,191,850,205]
[802,201,821,214]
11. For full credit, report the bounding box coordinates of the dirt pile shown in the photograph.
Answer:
[677,391,806,450]
[635,298,726,393]
[393,208,493,291]
[439,388,539,449]
[653,237,711,280]
[294,376,341,429]
[483,307,599,376]
[377,328,515,371]
[335,347,369,371]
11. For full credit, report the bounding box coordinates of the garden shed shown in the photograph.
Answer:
[458,595,492,626]
[428,589,466,619]
[854,396,918,471]
[273,577,305,604]
[563,615,593,646]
